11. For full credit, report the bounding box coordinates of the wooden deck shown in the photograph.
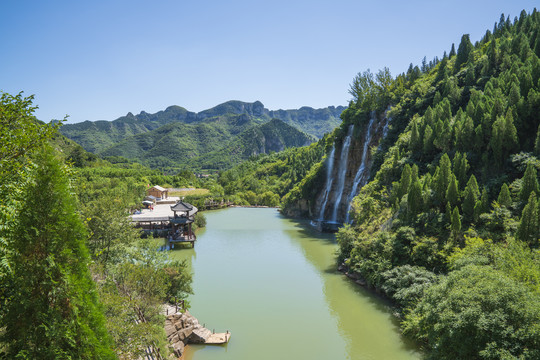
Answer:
[168,234,196,248]
[205,332,231,344]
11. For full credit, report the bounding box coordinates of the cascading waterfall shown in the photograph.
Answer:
[318,146,336,220]
[330,125,354,223]
[345,112,376,223]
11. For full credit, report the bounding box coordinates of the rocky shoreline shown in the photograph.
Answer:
[165,311,229,358]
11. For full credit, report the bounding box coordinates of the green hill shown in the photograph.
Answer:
[186,119,316,170]
[100,115,314,170]
[60,100,344,154]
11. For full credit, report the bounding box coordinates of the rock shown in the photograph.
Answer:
[165,324,177,337]
[178,326,194,342]
[172,340,184,356]
[169,334,180,344]
[188,327,212,344]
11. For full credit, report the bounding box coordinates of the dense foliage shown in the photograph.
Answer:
[0,93,116,359]
[328,10,540,359]
[1,93,195,359]
[218,136,328,206]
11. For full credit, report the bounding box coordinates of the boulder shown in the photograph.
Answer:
[188,327,212,344]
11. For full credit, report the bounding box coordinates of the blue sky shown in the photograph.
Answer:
[1,0,538,123]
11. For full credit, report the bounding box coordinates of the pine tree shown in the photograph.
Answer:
[452,152,470,187]
[0,147,116,359]
[497,183,512,208]
[423,125,434,153]
[480,188,490,214]
[534,124,540,156]
[516,192,539,244]
[398,164,412,200]
[454,34,474,71]
[407,180,423,218]
[462,175,480,220]
[446,174,460,207]
[410,121,421,151]
[434,154,452,204]
[451,207,462,239]
[519,163,539,203]
[449,43,456,58]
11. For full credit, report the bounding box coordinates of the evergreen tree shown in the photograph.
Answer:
[452,152,470,187]
[451,207,462,240]
[516,192,539,245]
[455,34,474,71]
[479,188,490,214]
[534,124,540,156]
[519,163,539,203]
[462,175,480,220]
[410,121,421,151]
[398,164,412,200]
[434,154,452,204]
[446,174,459,207]
[407,180,423,218]
[497,183,512,208]
[0,147,116,359]
[449,43,456,58]
[423,125,434,153]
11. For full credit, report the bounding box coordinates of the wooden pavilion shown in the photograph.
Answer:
[168,200,198,248]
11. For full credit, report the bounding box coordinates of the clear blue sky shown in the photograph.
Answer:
[1,0,537,123]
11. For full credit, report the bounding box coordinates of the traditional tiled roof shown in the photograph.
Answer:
[170,201,198,215]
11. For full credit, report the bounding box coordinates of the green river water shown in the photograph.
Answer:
[170,207,421,360]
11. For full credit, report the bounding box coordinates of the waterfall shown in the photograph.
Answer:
[345,112,376,223]
[330,125,354,223]
[318,146,336,220]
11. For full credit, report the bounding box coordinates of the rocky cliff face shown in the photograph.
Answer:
[285,109,391,225]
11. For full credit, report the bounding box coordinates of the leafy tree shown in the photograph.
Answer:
[404,265,540,360]
[0,147,116,359]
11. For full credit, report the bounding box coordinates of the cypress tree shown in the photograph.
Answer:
[446,174,460,207]
[519,163,539,203]
[407,180,423,218]
[534,125,540,156]
[497,183,512,208]
[516,192,539,244]
[434,154,452,204]
[461,175,480,220]
[410,121,421,151]
[398,164,412,200]
[455,34,474,72]
[480,188,490,214]
[0,147,116,359]
[451,207,462,239]
[449,43,456,58]
[423,125,434,153]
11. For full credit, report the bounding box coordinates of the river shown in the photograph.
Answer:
[170,207,421,360]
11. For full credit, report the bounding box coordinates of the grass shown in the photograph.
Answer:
[169,188,210,197]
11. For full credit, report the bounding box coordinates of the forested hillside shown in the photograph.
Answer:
[100,116,314,171]
[284,10,540,359]
[60,100,344,154]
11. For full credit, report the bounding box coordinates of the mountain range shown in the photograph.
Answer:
[60,101,343,170]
